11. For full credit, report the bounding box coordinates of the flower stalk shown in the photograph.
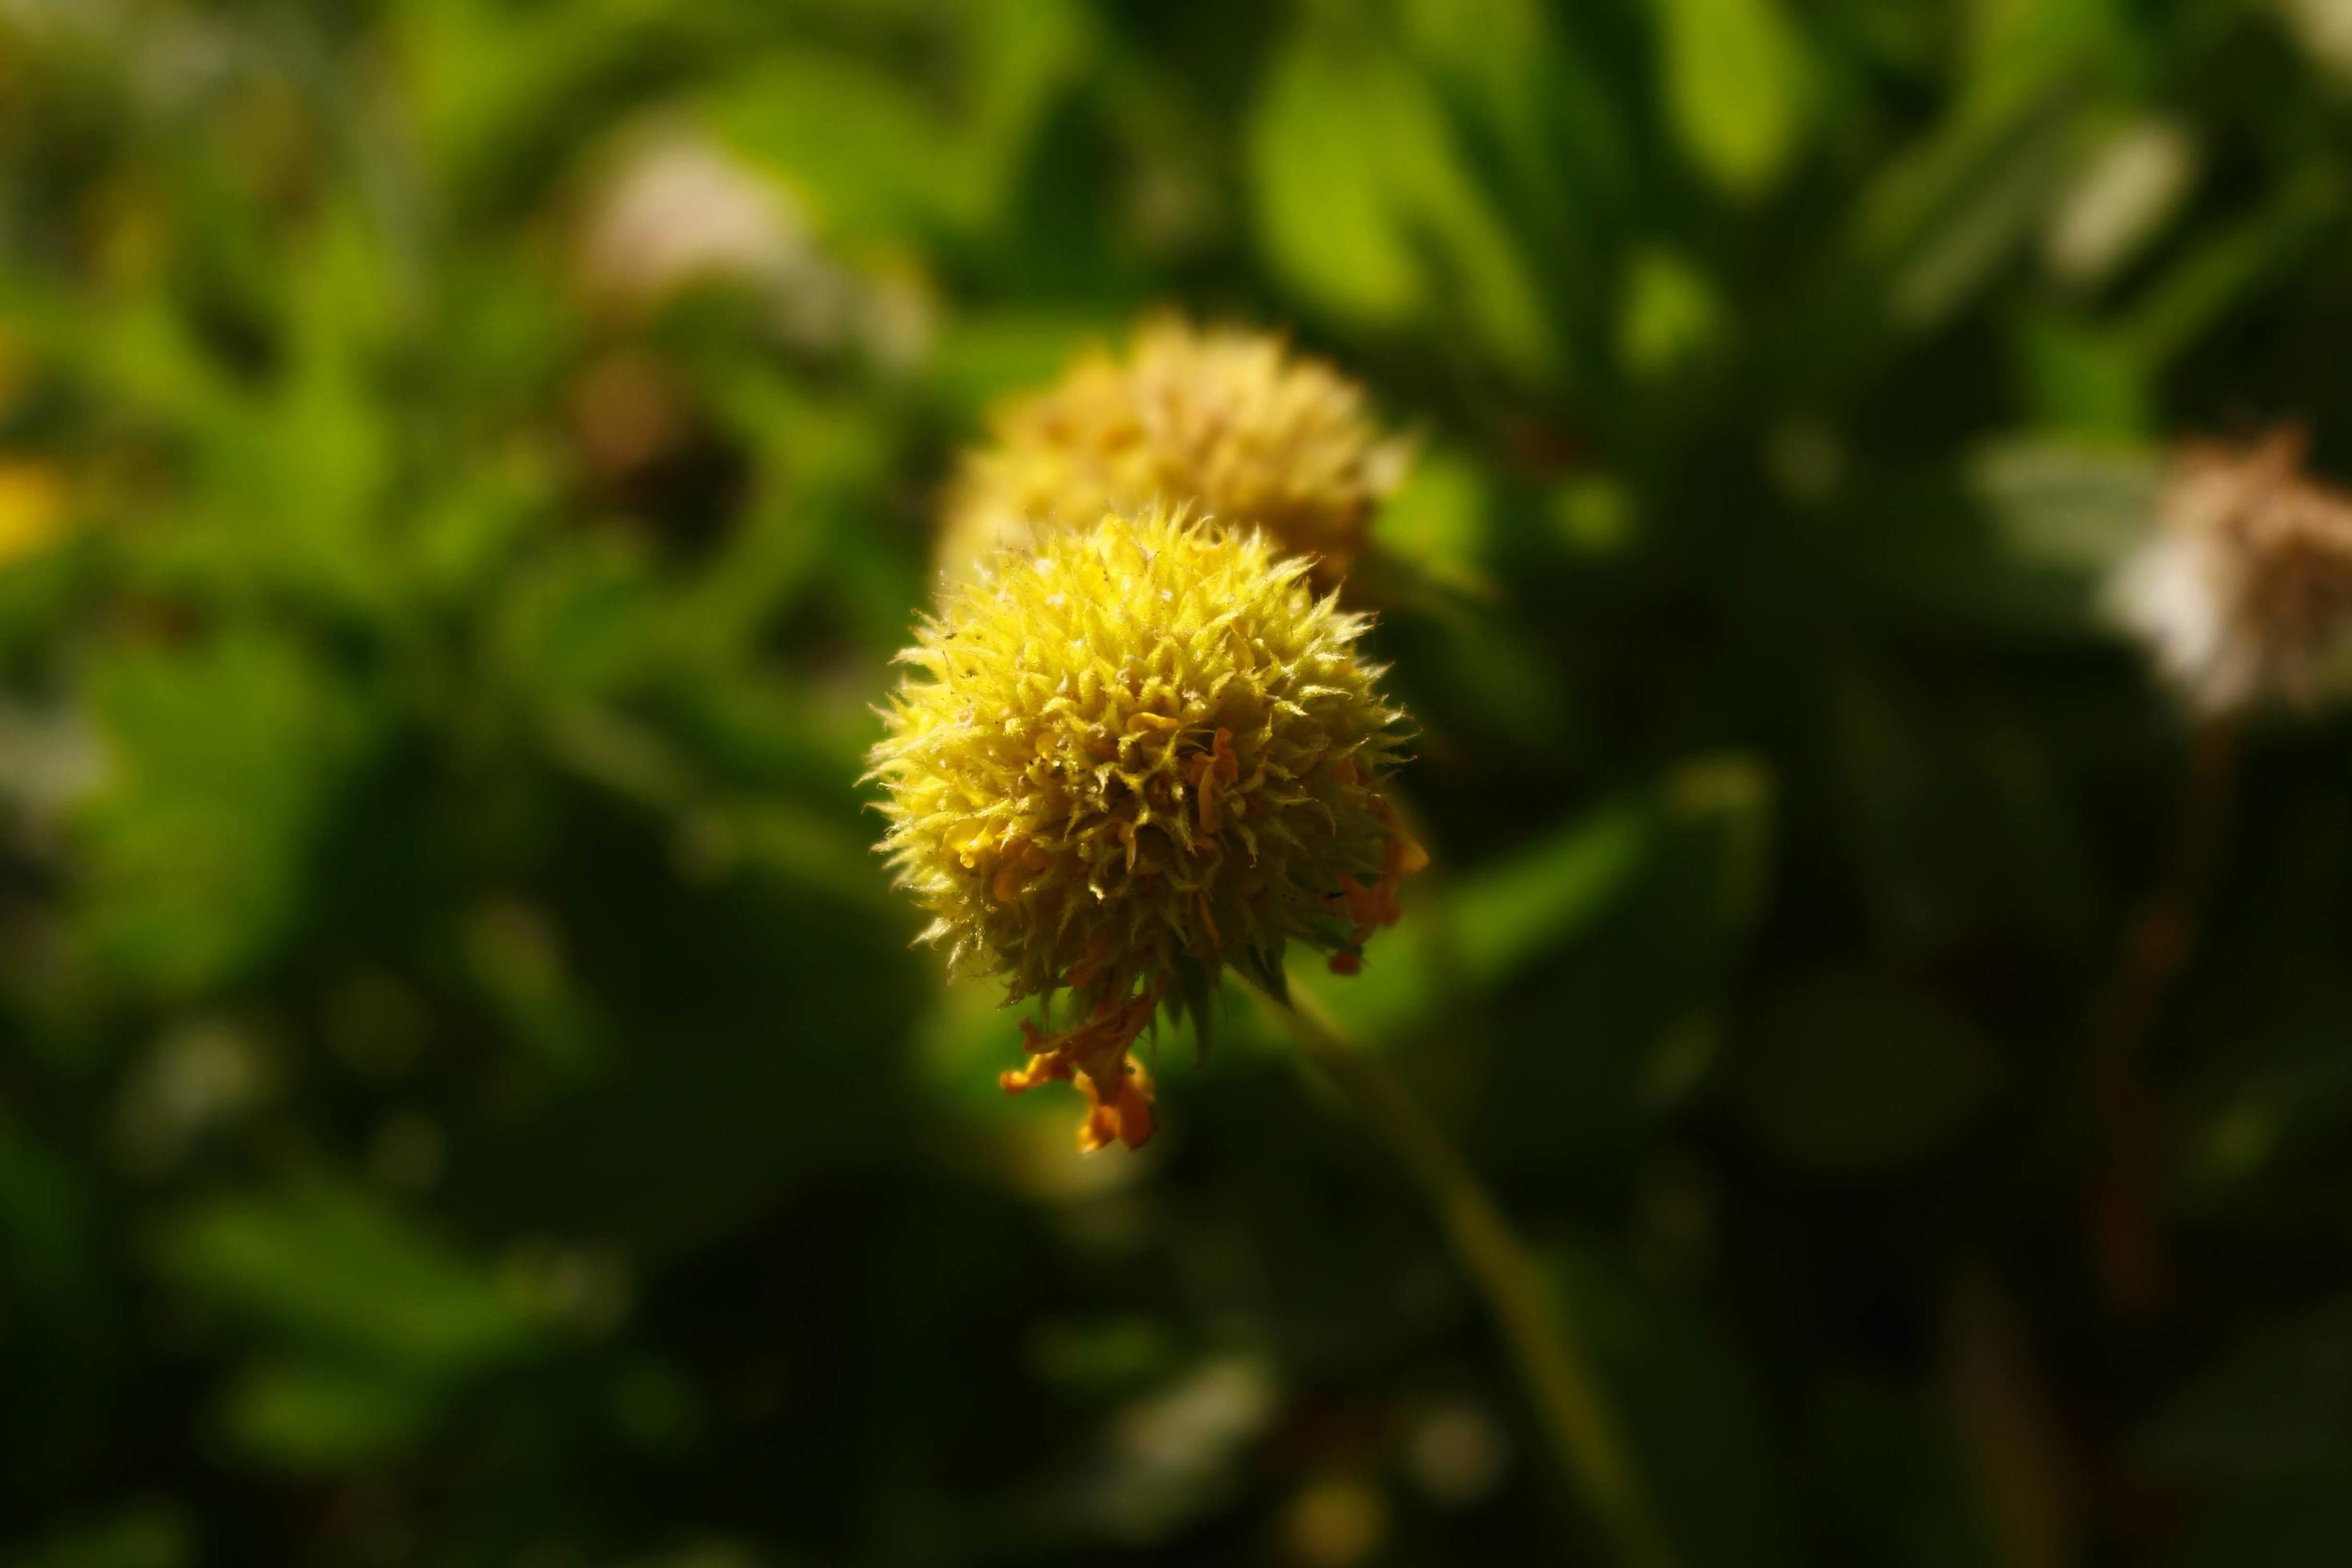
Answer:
[2084,713,2242,1314]
[1254,983,1677,1568]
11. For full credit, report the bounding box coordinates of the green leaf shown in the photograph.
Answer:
[1961,0,2130,118]
[2041,119,2198,288]
[1842,81,2097,338]
[1657,0,1812,198]
[1373,446,1496,596]
[1295,790,1653,1042]
[1452,797,1664,991]
[1303,754,1770,1156]
[153,1181,538,1376]
[1247,32,1558,379]
[1884,96,2090,330]
[1618,246,1726,378]
[2014,318,2153,439]
[2120,166,2347,369]
[1246,40,1424,328]
[958,0,1096,221]
[1970,439,2158,576]
[926,310,1111,427]
[76,631,377,996]
[706,55,973,242]
[218,1358,442,1471]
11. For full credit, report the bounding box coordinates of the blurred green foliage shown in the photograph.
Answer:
[6,0,2352,1562]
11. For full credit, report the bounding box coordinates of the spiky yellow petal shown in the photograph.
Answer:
[870,506,1416,1147]
[938,318,1408,587]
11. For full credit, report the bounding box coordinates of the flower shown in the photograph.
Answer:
[870,506,1421,1150]
[0,458,70,570]
[574,127,934,368]
[938,318,1410,587]
[575,132,813,313]
[2110,430,2352,714]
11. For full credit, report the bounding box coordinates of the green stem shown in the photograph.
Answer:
[1257,984,1677,1568]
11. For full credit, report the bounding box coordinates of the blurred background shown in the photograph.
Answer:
[6,0,2352,1562]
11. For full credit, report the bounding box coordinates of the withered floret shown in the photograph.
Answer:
[2113,430,2352,714]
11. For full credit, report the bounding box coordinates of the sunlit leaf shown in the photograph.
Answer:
[1374,446,1495,596]
[1618,246,1726,378]
[76,631,378,996]
[1247,31,1558,379]
[1657,0,1812,198]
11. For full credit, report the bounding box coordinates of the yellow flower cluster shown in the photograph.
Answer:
[938,318,1408,588]
[870,506,1418,1150]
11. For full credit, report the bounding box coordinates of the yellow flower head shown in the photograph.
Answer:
[938,318,1409,587]
[871,506,1421,1150]
[0,459,71,570]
